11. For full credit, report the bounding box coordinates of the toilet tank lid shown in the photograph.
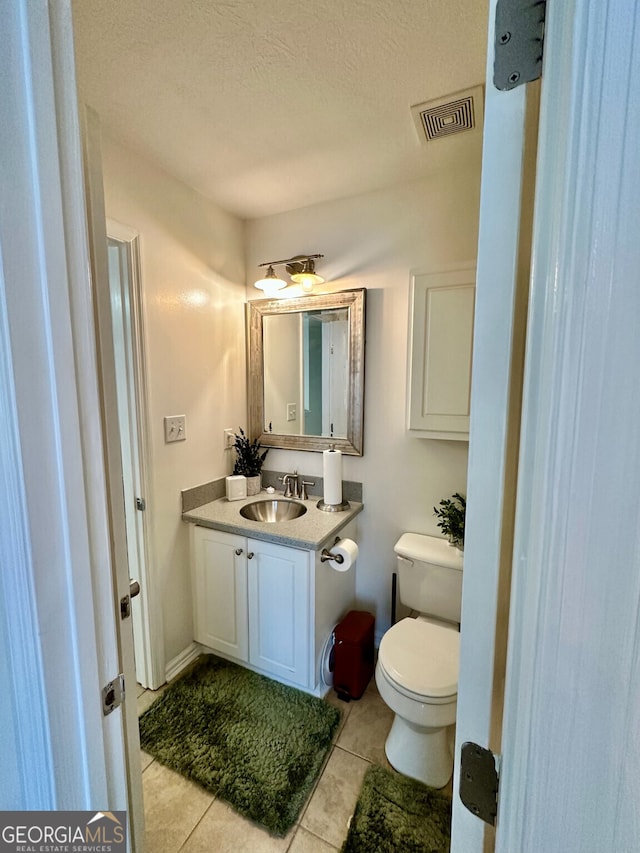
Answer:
[394,533,463,570]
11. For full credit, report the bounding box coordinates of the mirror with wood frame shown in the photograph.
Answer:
[247,288,365,455]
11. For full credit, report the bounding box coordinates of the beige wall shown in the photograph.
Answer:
[101,135,246,664]
[246,165,481,637]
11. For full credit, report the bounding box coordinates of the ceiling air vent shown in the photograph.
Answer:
[411,86,484,144]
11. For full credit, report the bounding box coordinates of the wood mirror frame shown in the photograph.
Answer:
[247,288,366,455]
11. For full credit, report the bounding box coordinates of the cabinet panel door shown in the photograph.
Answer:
[247,540,309,687]
[192,526,248,661]
[408,269,475,439]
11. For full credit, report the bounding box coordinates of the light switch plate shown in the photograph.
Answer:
[164,415,186,443]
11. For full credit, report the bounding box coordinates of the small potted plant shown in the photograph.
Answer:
[433,492,466,551]
[233,427,269,495]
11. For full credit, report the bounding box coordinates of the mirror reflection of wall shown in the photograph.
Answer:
[263,307,349,439]
[263,313,302,435]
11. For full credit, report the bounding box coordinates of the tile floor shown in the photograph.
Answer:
[136,671,399,853]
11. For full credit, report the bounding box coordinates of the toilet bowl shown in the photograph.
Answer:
[376,615,460,787]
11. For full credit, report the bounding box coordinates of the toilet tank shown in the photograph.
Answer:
[394,533,463,623]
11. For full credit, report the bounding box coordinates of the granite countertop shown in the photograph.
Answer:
[182,491,363,551]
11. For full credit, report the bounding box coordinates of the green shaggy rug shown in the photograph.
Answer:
[342,764,452,853]
[138,655,340,836]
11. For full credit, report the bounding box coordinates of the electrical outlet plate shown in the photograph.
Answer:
[287,403,296,422]
[224,428,235,449]
[164,415,186,443]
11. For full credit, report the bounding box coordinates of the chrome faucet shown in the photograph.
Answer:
[279,471,299,498]
[278,471,316,500]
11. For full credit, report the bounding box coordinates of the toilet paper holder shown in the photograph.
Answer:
[320,537,344,563]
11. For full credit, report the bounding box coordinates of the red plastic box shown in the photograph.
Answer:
[333,610,375,701]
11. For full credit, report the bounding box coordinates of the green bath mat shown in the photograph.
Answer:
[139,655,341,836]
[342,764,452,853]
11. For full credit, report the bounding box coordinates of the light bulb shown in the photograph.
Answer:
[299,275,317,292]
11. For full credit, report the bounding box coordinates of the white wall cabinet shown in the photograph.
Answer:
[407,268,476,440]
[191,524,355,694]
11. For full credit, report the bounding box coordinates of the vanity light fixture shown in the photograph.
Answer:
[254,254,325,293]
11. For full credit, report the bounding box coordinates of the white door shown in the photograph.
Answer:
[0,0,141,841]
[321,318,349,438]
[454,2,640,851]
[495,2,640,851]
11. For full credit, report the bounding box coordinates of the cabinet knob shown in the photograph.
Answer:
[247,552,254,560]
[235,548,243,556]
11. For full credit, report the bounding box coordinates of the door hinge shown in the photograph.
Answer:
[135,496,146,511]
[102,673,125,716]
[494,0,546,91]
[459,742,500,826]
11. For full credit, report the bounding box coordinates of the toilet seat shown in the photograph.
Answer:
[378,617,459,701]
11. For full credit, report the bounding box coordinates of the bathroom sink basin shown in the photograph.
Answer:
[240,499,307,523]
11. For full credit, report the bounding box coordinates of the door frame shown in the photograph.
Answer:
[81,106,145,848]
[106,219,163,690]
[451,0,531,845]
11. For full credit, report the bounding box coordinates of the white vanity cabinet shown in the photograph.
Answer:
[407,268,476,440]
[191,524,353,694]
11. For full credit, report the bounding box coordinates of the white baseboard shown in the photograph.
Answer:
[164,642,203,683]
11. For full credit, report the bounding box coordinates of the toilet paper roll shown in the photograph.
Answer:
[328,538,359,572]
[323,448,343,506]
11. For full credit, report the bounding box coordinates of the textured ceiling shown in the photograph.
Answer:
[71,0,488,219]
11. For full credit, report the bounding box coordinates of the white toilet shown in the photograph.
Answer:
[375,532,463,788]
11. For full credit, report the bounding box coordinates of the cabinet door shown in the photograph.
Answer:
[247,539,310,688]
[192,526,248,661]
[408,269,475,439]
